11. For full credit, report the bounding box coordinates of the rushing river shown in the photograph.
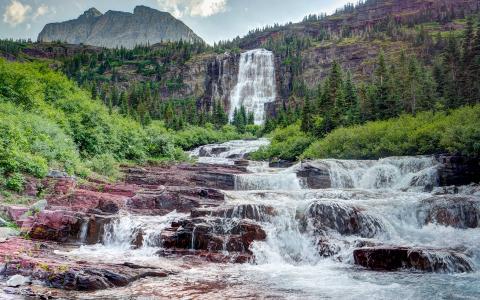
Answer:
[52,139,480,299]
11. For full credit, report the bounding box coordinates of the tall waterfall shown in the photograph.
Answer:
[229,49,276,125]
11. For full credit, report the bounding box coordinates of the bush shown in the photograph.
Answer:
[251,122,314,161]
[6,173,25,192]
[302,105,480,159]
[86,154,120,179]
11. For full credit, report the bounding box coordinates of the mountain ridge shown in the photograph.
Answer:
[37,5,204,49]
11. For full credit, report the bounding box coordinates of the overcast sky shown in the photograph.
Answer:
[1,0,352,44]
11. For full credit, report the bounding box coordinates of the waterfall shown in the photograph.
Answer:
[308,156,440,191]
[59,139,479,299]
[229,49,276,125]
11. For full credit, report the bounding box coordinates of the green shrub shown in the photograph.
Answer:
[6,173,25,192]
[86,154,120,179]
[251,122,314,161]
[302,105,480,159]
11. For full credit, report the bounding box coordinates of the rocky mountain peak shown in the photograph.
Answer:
[80,7,102,19]
[38,5,204,49]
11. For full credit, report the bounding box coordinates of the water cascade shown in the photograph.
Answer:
[229,49,276,125]
[60,139,480,299]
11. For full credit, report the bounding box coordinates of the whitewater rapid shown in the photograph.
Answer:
[59,139,480,299]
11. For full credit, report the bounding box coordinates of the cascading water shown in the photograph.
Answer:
[229,49,276,125]
[58,139,479,299]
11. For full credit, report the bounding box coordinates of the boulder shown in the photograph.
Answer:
[353,246,473,273]
[6,275,31,287]
[6,206,29,222]
[419,195,479,228]
[28,210,82,242]
[296,162,331,189]
[161,218,266,255]
[301,201,383,238]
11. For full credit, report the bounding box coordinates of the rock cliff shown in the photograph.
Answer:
[38,6,203,49]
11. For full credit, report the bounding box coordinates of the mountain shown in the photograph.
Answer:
[37,6,204,49]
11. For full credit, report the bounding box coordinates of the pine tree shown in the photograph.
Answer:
[374,52,396,119]
[301,95,313,133]
[343,72,360,125]
[460,17,476,103]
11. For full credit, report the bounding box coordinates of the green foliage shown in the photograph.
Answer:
[251,123,314,161]
[5,173,25,192]
[302,105,480,160]
[86,154,120,179]
[170,124,251,151]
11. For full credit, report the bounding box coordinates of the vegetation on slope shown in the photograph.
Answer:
[0,59,248,193]
[303,105,480,160]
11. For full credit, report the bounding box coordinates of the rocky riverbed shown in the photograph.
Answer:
[1,140,479,299]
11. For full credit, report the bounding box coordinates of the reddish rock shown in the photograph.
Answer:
[49,190,127,214]
[160,218,266,258]
[420,195,479,228]
[127,186,224,215]
[44,178,77,196]
[6,206,29,222]
[28,210,82,242]
[353,246,473,273]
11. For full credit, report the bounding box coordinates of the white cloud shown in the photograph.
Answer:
[33,4,49,20]
[3,0,31,26]
[157,0,227,18]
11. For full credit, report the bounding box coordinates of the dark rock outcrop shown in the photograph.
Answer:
[353,246,473,273]
[160,217,266,261]
[301,202,383,238]
[296,162,332,189]
[436,155,480,186]
[38,6,203,49]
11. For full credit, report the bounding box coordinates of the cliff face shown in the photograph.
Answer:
[38,6,203,49]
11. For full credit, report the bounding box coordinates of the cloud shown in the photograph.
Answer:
[33,4,49,20]
[157,0,227,18]
[3,0,31,26]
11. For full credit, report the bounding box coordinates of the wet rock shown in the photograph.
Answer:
[6,275,31,287]
[301,202,383,238]
[234,160,250,167]
[419,195,479,228]
[158,248,251,264]
[127,187,224,215]
[269,160,295,168]
[161,218,266,256]
[296,162,331,189]
[436,155,480,186]
[199,146,229,157]
[353,246,473,273]
[85,215,114,244]
[191,204,276,221]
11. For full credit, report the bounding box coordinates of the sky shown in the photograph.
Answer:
[1,0,352,44]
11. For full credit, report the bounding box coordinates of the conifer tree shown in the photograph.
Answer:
[301,95,313,133]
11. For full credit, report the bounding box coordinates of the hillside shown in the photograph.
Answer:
[37,6,204,49]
